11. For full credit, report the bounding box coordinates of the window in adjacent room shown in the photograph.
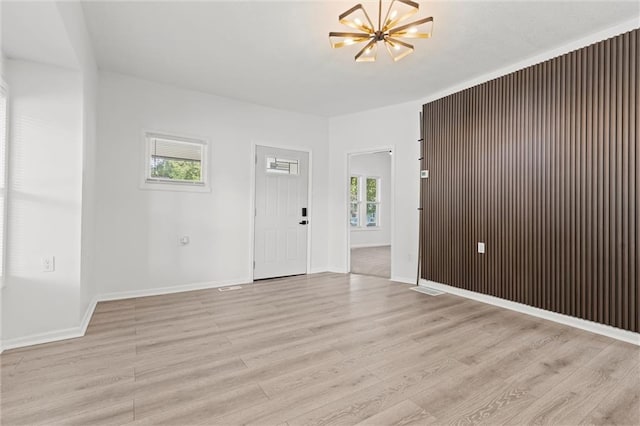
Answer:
[365,177,380,227]
[142,132,209,191]
[349,175,381,228]
[350,175,360,227]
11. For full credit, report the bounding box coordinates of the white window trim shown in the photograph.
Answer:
[140,131,211,192]
[350,175,381,229]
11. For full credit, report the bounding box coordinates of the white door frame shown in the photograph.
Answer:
[346,146,395,279]
[250,142,313,281]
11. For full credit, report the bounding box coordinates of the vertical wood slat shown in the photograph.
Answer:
[421,29,639,333]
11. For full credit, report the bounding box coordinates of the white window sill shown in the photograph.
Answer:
[140,180,211,193]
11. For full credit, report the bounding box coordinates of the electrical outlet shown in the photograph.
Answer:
[477,242,485,254]
[42,256,55,272]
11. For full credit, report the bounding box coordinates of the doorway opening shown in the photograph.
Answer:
[348,150,393,279]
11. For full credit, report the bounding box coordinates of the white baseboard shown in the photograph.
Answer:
[98,277,251,302]
[391,276,417,285]
[0,277,251,353]
[80,296,99,335]
[1,296,99,353]
[1,324,86,353]
[420,279,640,346]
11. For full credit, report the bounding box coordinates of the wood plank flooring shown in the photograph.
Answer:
[1,273,638,425]
[351,246,391,278]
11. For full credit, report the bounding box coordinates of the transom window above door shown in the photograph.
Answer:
[266,156,299,175]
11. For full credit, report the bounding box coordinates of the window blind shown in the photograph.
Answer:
[150,138,202,161]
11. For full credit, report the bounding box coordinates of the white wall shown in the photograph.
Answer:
[3,59,84,340]
[329,102,420,283]
[0,1,97,348]
[349,151,392,248]
[0,0,4,343]
[94,72,329,296]
[57,1,99,316]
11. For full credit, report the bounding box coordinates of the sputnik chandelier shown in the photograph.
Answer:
[329,0,433,62]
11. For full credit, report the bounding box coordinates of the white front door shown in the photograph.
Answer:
[254,146,309,280]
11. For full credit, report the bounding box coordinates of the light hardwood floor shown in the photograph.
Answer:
[1,273,639,425]
[351,246,391,278]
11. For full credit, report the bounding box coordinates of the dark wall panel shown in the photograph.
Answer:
[421,29,639,332]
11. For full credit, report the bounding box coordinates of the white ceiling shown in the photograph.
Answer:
[82,1,639,116]
[2,1,79,69]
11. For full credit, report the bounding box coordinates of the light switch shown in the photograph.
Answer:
[478,242,485,254]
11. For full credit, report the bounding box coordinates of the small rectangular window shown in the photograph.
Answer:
[266,157,299,175]
[143,132,209,191]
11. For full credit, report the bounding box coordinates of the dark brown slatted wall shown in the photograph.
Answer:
[421,29,639,333]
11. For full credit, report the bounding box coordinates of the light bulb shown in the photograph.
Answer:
[354,18,362,26]
[390,10,397,19]
[409,26,418,33]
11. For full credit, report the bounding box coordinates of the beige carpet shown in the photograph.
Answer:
[350,245,391,278]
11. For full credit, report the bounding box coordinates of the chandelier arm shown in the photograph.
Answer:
[386,37,414,49]
[329,31,373,37]
[388,16,433,34]
[384,37,415,61]
[382,0,420,32]
[395,0,419,8]
[355,39,378,62]
[338,4,375,32]
[329,32,373,48]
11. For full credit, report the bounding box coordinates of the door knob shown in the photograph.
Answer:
[299,220,308,225]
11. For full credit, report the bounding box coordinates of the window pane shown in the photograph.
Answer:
[350,203,359,227]
[366,203,378,227]
[266,157,299,175]
[350,176,359,201]
[148,137,204,183]
[366,178,378,202]
[150,157,202,181]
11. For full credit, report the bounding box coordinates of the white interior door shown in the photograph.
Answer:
[254,146,309,280]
